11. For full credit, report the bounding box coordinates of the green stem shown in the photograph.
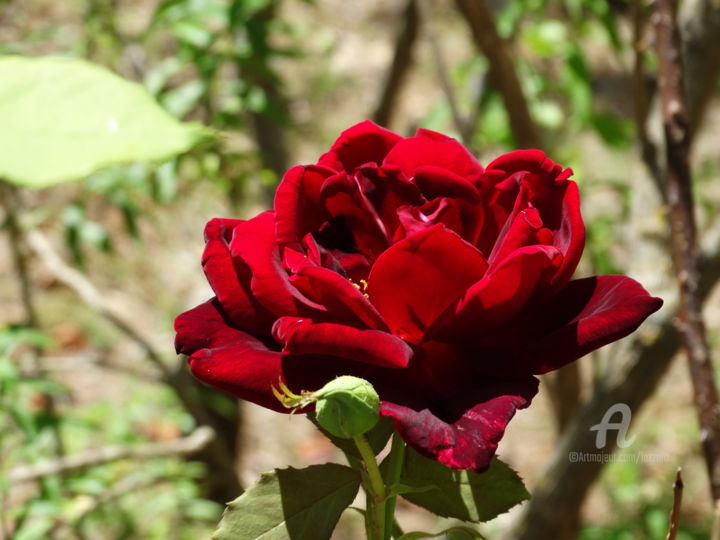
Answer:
[383,433,405,539]
[353,435,386,540]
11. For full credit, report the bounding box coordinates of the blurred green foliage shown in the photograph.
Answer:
[0,327,222,538]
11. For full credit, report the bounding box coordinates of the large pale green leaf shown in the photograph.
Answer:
[0,56,210,188]
[395,449,529,523]
[213,464,361,540]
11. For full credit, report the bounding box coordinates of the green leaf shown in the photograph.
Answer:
[0,56,211,188]
[213,463,361,540]
[397,526,486,540]
[308,412,394,459]
[397,449,529,523]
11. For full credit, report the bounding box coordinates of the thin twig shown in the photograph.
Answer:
[25,228,244,500]
[19,353,161,380]
[25,229,171,379]
[454,0,542,149]
[75,473,169,522]
[667,468,683,540]
[8,426,215,483]
[372,0,419,128]
[50,472,173,539]
[417,0,470,143]
[654,0,720,518]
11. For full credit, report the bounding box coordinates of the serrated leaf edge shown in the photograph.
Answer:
[212,464,361,540]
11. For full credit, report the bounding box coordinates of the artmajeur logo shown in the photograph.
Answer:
[589,403,636,449]
[567,403,669,465]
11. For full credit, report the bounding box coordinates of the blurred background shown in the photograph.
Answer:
[1,0,720,538]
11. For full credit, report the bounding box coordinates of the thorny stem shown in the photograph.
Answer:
[353,435,386,540]
[653,0,720,533]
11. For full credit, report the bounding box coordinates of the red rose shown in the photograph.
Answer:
[174,121,662,471]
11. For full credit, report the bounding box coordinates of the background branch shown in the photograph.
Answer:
[372,0,419,128]
[25,229,244,503]
[654,0,720,521]
[8,426,215,483]
[26,229,170,376]
[454,0,542,149]
[417,0,470,143]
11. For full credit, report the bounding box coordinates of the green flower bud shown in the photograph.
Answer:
[314,376,380,439]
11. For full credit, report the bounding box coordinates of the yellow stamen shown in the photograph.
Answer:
[349,278,370,298]
[272,378,314,413]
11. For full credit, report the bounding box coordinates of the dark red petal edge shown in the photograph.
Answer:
[202,218,275,335]
[174,298,286,412]
[317,120,403,173]
[380,376,539,472]
[522,275,663,374]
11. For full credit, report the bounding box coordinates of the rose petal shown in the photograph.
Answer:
[487,206,545,271]
[230,211,326,316]
[355,163,426,237]
[380,376,538,471]
[433,245,562,340]
[547,181,584,289]
[510,177,584,291]
[272,317,412,369]
[274,165,335,249]
[383,129,483,181]
[174,299,285,411]
[201,218,276,335]
[520,275,663,373]
[367,225,488,343]
[318,120,402,173]
[321,174,391,259]
[396,198,483,245]
[474,171,522,257]
[290,264,388,330]
[413,165,481,203]
[481,151,584,288]
[485,149,572,182]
